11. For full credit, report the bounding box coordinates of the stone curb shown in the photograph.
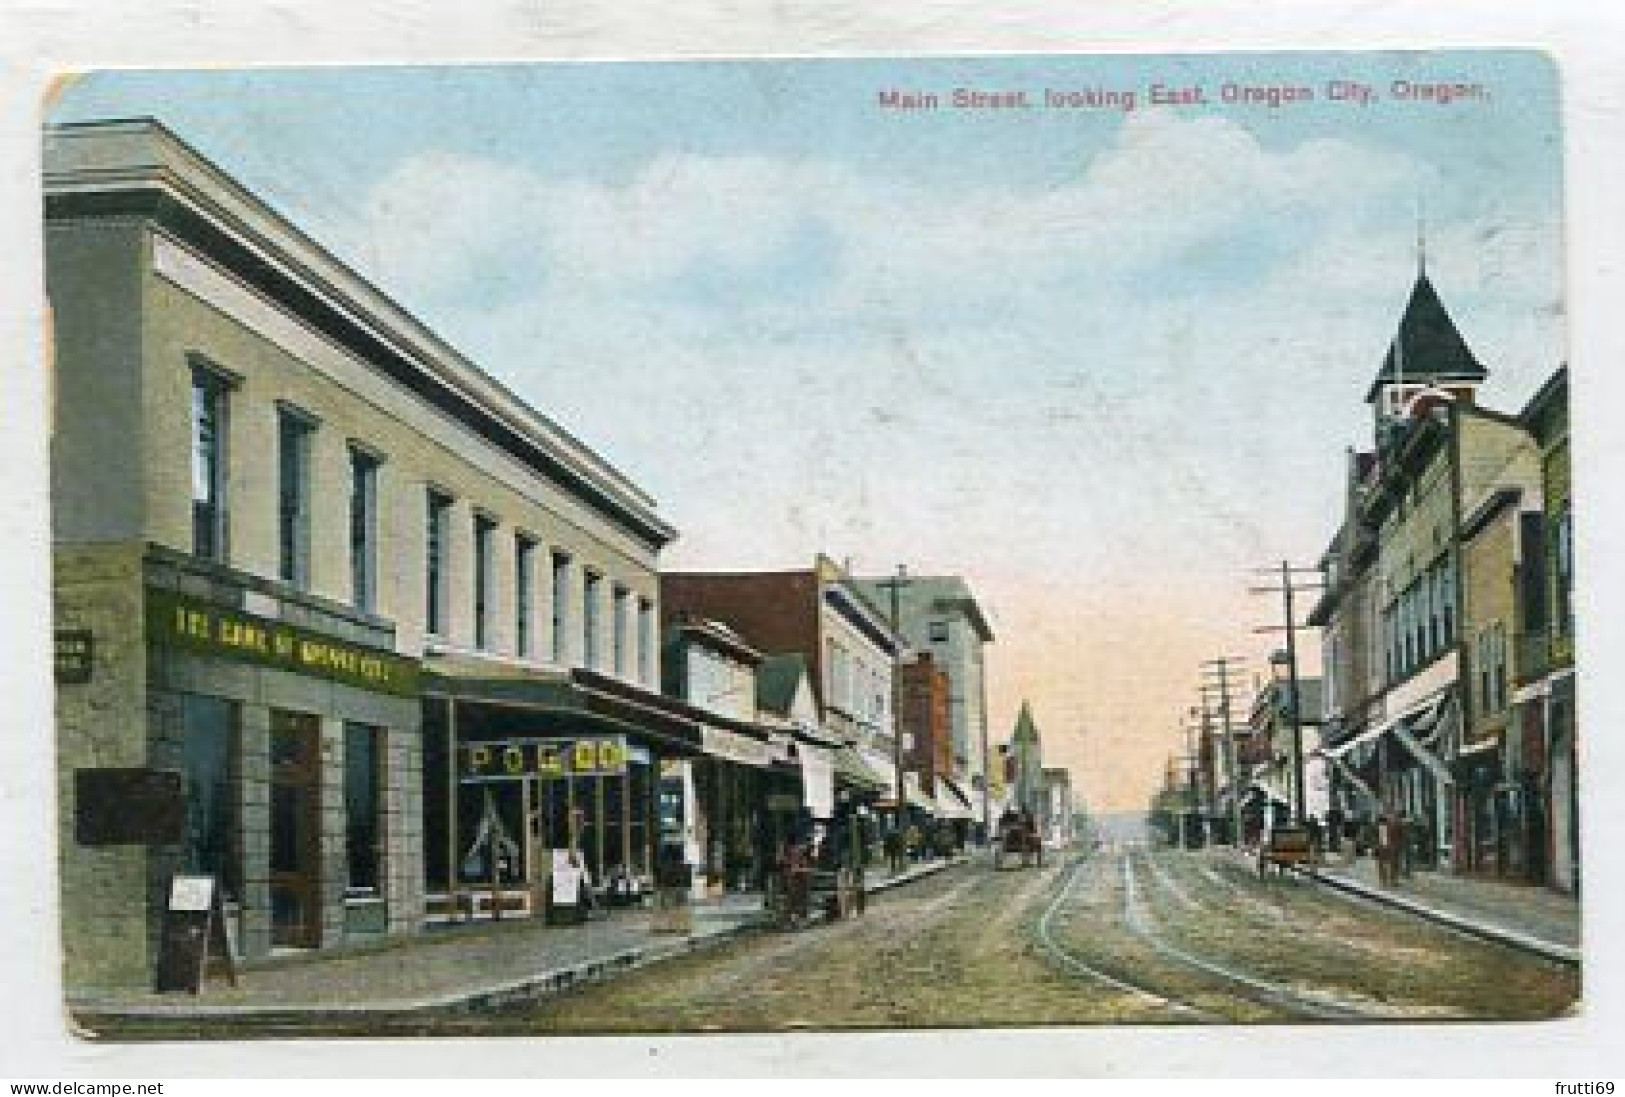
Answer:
[73,855,971,1029]
[1299,866,1581,966]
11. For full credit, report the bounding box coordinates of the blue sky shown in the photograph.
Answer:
[49,51,1564,809]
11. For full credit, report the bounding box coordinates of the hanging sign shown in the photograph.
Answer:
[459,736,628,781]
[700,726,771,768]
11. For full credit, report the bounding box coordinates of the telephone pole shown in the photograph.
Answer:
[1199,656,1247,846]
[874,564,913,837]
[1250,561,1324,824]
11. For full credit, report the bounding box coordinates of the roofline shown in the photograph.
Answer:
[1519,363,1570,427]
[44,117,676,550]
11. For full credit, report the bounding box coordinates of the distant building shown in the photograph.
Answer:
[1008,701,1044,816]
[661,556,902,811]
[848,574,994,835]
[1037,768,1075,847]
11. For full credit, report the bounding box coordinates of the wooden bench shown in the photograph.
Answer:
[1258,825,1315,877]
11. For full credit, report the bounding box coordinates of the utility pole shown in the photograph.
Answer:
[1200,656,1247,846]
[1179,716,1198,848]
[875,564,913,840]
[1250,562,1324,825]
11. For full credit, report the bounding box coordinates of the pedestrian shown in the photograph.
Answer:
[1396,808,1413,879]
[1375,810,1397,887]
[883,826,904,876]
[1305,813,1324,866]
[1325,805,1344,855]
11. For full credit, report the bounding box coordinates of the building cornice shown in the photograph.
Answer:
[44,118,676,552]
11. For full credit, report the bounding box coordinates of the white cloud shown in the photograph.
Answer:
[321,111,1562,811]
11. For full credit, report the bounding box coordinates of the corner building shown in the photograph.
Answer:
[47,119,677,993]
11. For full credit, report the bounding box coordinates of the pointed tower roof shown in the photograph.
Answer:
[1011,700,1040,744]
[1364,273,1487,403]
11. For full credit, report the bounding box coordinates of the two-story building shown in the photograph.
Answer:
[47,118,695,993]
[660,557,901,815]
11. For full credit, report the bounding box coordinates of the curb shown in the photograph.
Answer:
[1299,866,1580,966]
[73,857,972,1032]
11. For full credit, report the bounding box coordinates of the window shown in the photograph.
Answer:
[1553,502,1574,638]
[1492,623,1509,712]
[612,586,630,677]
[515,535,536,658]
[181,695,239,901]
[638,598,655,686]
[474,514,496,650]
[550,552,571,661]
[344,723,382,894]
[190,365,229,561]
[425,489,453,636]
[277,407,315,586]
[1425,567,1440,655]
[348,447,380,612]
[928,620,950,644]
[583,571,603,669]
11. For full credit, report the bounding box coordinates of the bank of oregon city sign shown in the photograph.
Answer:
[146,587,419,697]
[459,737,629,781]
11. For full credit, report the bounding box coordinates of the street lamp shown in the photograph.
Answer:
[1269,648,1306,825]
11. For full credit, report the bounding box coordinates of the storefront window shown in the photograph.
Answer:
[181,695,239,901]
[345,723,383,894]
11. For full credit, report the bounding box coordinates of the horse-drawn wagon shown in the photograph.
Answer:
[993,810,1043,870]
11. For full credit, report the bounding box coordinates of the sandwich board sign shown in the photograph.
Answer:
[155,874,237,994]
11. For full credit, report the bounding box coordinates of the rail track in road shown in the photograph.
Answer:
[1032,855,1217,1022]
[1120,851,1388,1021]
[1030,847,1400,1022]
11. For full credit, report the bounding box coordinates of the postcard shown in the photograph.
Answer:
[31,44,1585,1056]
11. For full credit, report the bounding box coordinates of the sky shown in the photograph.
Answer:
[48,50,1565,813]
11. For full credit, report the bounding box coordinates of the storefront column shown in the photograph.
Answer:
[318,715,348,946]
[238,703,273,960]
[384,724,425,936]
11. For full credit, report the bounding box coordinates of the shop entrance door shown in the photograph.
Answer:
[270,710,322,949]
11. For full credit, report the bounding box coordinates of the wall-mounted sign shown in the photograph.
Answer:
[146,588,418,697]
[459,736,628,781]
[54,629,94,684]
[700,725,771,768]
[74,768,186,846]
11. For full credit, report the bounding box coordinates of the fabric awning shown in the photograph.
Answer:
[832,745,889,793]
[1323,752,1379,805]
[936,778,975,820]
[1388,692,1457,786]
[799,742,836,819]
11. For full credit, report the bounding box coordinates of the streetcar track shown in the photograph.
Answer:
[1032,856,1216,1022]
[1121,851,1387,1021]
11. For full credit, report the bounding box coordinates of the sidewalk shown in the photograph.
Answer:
[69,855,964,1029]
[1303,850,1579,965]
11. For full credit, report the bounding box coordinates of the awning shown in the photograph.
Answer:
[832,745,889,794]
[700,724,773,768]
[1388,695,1457,787]
[1322,752,1379,805]
[421,655,708,756]
[1323,722,1385,760]
[799,742,836,819]
[936,778,975,820]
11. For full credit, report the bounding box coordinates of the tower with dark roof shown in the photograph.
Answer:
[1366,269,1488,429]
